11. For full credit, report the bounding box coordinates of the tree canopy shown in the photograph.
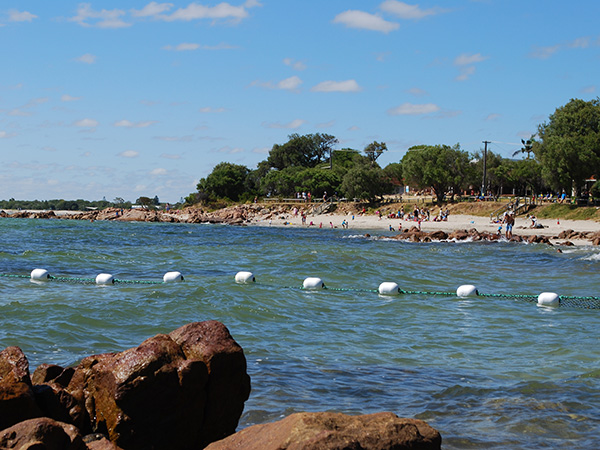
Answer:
[535,98,600,195]
[401,144,471,203]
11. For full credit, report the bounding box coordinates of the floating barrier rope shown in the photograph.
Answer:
[234,272,600,310]
[0,269,183,285]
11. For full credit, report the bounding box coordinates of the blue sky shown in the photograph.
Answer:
[1,1,599,203]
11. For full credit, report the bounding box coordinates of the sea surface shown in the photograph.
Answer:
[0,217,598,449]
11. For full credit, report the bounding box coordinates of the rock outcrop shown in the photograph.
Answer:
[0,321,251,450]
[205,411,442,450]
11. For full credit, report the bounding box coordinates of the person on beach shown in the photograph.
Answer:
[504,212,515,239]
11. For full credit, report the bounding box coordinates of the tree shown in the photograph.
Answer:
[364,141,387,165]
[535,98,600,196]
[267,133,337,170]
[340,166,391,202]
[136,196,153,209]
[401,144,471,203]
[197,162,250,201]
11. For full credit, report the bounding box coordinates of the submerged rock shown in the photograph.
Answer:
[205,411,441,450]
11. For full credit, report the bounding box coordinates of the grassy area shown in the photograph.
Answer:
[530,203,600,221]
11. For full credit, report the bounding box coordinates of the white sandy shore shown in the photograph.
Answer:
[251,211,599,246]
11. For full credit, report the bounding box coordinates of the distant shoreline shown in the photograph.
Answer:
[2,204,600,247]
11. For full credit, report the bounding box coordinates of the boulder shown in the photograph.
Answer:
[205,411,441,450]
[0,347,31,386]
[65,320,250,450]
[0,417,86,450]
[0,347,43,430]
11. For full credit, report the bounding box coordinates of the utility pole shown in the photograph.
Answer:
[481,140,490,197]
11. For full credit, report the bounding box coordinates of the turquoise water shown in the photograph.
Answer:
[0,217,599,449]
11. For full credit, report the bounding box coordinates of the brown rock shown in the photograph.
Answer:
[65,321,249,450]
[205,411,441,450]
[0,380,43,431]
[169,321,252,446]
[0,417,86,450]
[32,364,75,388]
[0,347,31,386]
[592,237,600,246]
[447,230,468,240]
[429,230,448,240]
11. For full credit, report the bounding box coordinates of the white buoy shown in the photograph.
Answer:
[95,273,115,285]
[457,284,478,298]
[537,292,560,308]
[163,271,184,282]
[235,271,255,284]
[303,277,324,290]
[378,282,400,295]
[30,268,50,281]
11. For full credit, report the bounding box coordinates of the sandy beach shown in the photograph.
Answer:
[4,206,600,246]
[251,209,600,246]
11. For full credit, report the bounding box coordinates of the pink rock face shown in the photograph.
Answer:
[205,411,442,450]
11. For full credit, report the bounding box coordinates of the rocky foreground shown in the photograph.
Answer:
[0,321,441,450]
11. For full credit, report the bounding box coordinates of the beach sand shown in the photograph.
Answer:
[252,210,598,246]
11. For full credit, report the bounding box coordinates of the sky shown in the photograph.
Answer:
[1,1,599,203]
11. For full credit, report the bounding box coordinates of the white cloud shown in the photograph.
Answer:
[454,53,487,66]
[218,146,244,154]
[317,120,335,128]
[379,1,446,19]
[486,113,501,121]
[75,53,97,64]
[199,107,226,113]
[387,103,440,115]
[581,85,596,94]
[61,94,82,102]
[118,150,140,158]
[74,118,99,127]
[311,80,361,92]
[333,10,399,33]
[251,76,303,91]
[283,58,306,71]
[529,37,594,60]
[262,119,306,129]
[114,119,157,128]
[407,87,428,97]
[455,65,476,81]
[131,2,174,18]
[161,1,260,23]
[8,10,38,22]
[0,131,16,139]
[453,53,486,81]
[154,135,194,142]
[278,76,302,91]
[150,168,168,175]
[163,42,200,51]
[69,4,131,28]
[163,42,237,51]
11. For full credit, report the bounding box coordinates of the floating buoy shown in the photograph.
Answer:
[303,277,324,290]
[537,292,560,307]
[235,271,255,284]
[163,271,184,283]
[30,268,50,281]
[457,284,478,298]
[378,282,400,295]
[95,273,115,285]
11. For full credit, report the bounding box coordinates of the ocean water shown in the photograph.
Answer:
[0,217,599,449]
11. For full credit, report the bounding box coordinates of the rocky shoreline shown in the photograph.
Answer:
[0,321,441,450]
[3,204,600,247]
